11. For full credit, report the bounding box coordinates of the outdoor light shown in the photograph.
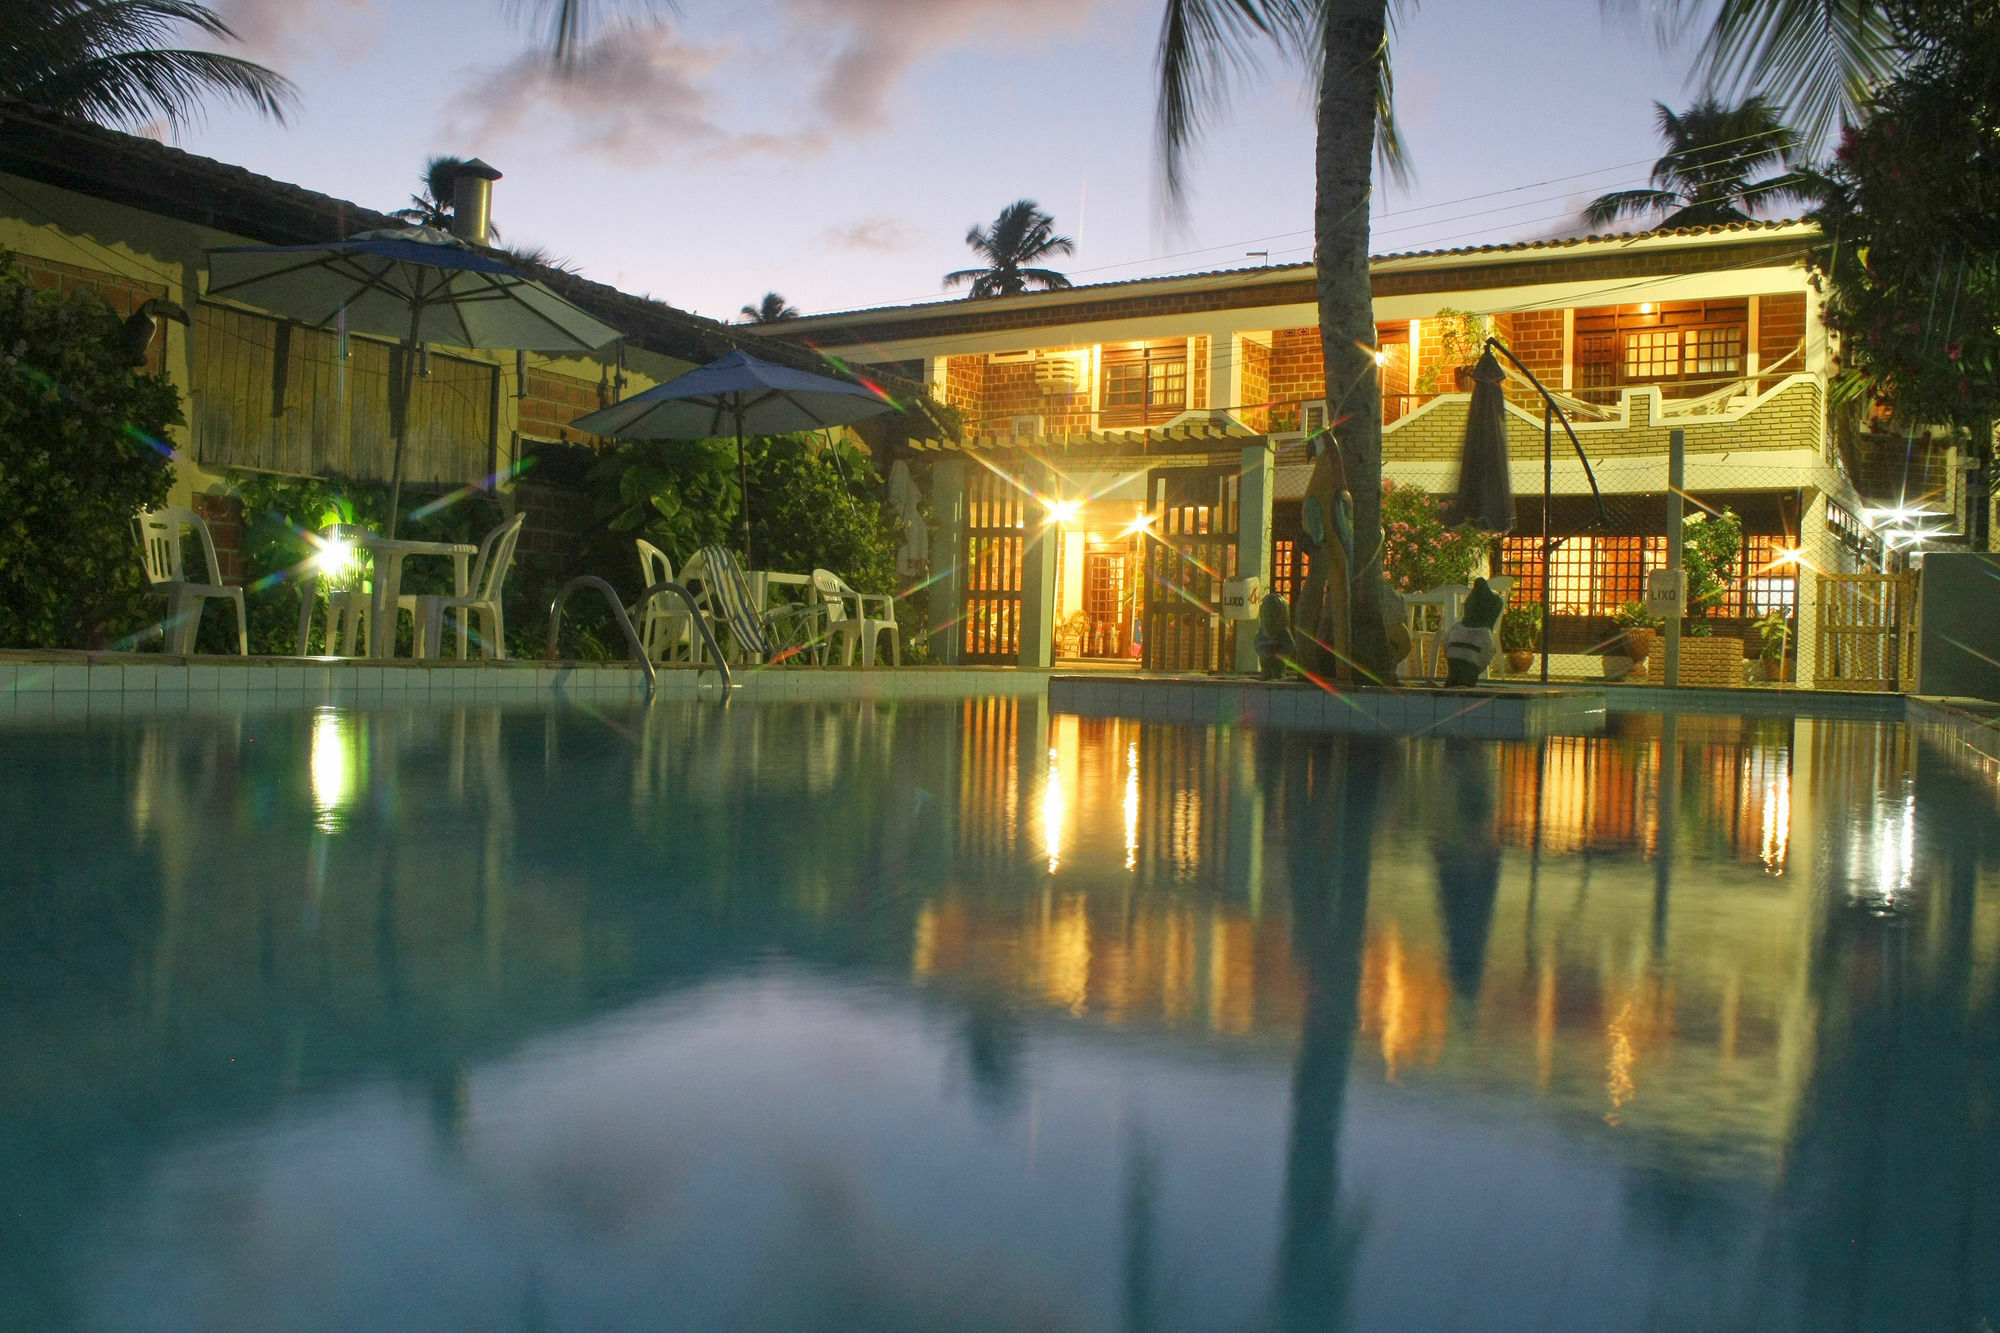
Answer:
[1045,498,1082,526]
[1776,546,1803,564]
[1638,302,1654,314]
[314,539,355,577]
[1121,512,1155,538]
[1372,348,1388,367]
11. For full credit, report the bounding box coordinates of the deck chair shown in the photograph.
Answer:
[810,568,900,666]
[134,506,247,654]
[634,539,697,663]
[690,545,815,664]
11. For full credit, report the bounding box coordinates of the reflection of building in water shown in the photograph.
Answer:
[915,708,2000,1188]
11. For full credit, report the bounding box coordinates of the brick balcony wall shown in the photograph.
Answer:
[1382,379,1823,464]
[1760,292,1806,373]
[980,356,1092,434]
[1239,337,1272,431]
[1267,328,1325,431]
[943,355,984,419]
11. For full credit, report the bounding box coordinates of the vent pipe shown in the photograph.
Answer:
[449,158,503,245]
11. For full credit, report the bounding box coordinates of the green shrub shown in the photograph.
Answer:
[0,254,179,648]
[1500,602,1541,652]
[1682,507,1744,624]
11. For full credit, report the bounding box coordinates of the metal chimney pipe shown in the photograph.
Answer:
[449,158,503,245]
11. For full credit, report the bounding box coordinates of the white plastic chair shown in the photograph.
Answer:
[810,568,900,667]
[412,513,524,660]
[634,539,697,663]
[134,506,247,655]
[294,524,413,656]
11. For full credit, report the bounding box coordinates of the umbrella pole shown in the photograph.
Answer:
[387,302,425,539]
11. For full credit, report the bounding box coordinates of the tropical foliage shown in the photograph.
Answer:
[0,0,295,129]
[1809,1,2000,441]
[1379,479,1483,593]
[1500,602,1541,653]
[1682,506,1744,624]
[741,292,800,324]
[0,254,179,649]
[944,200,1076,299]
[392,156,477,232]
[1152,0,1904,672]
[1583,97,1812,230]
[1412,308,1492,393]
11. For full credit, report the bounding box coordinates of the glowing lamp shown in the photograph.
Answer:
[1045,498,1082,526]
[314,540,355,577]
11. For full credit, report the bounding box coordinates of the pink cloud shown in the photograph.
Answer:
[212,0,382,66]
[444,27,824,164]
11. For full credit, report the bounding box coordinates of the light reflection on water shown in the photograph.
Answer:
[2,698,1997,1332]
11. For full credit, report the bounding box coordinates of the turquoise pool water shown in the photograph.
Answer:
[2,698,1996,1332]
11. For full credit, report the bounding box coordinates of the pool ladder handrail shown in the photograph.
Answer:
[545,576,731,698]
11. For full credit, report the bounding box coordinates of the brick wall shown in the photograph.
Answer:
[943,355,984,418]
[191,493,246,581]
[1267,327,1324,431]
[519,367,609,446]
[1191,336,1209,411]
[1239,337,1272,430]
[513,481,592,560]
[1759,292,1806,377]
[19,255,173,373]
[979,355,1093,434]
[1382,379,1824,464]
[1507,309,1564,409]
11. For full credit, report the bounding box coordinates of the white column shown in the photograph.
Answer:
[1235,442,1275,672]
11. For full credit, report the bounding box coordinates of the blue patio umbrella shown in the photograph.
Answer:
[207,226,623,534]
[567,348,896,564]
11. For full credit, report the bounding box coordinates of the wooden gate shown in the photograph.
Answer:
[1815,572,1918,691]
[1142,467,1238,672]
[961,467,1025,663]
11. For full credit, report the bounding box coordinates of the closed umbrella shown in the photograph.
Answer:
[207,226,623,534]
[1452,346,1516,534]
[567,348,895,565]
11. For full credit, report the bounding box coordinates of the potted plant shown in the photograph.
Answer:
[1613,601,1662,665]
[1754,609,1791,682]
[1500,602,1540,673]
[1415,308,1493,393]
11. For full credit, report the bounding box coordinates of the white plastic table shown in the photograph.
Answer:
[359,534,477,659]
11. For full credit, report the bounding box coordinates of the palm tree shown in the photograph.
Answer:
[944,200,1076,299]
[1584,97,1813,230]
[0,0,295,129]
[392,156,475,231]
[510,0,673,68]
[1155,0,1899,674]
[741,292,800,324]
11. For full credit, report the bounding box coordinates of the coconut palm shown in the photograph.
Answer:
[1584,97,1814,230]
[1155,0,1900,673]
[0,0,296,129]
[392,156,476,231]
[511,0,675,68]
[944,200,1076,299]
[741,292,800,324]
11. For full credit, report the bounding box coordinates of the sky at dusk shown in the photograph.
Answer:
[174,0,1732,322]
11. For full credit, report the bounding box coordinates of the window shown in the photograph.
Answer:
[1270,539,1308,597]
[1502,532,1795,619]
[1102,342,1187,427]
[1573,301,1749,398]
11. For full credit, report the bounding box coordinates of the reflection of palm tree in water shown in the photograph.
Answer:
[1431,741,1501,1015]
[1267,733,1390,1332]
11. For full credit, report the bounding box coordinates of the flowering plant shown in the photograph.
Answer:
[1379,478,1485,593]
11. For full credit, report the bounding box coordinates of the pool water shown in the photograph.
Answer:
[2,699,1997,1332]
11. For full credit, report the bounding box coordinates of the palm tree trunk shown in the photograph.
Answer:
[1314,0,1394,679]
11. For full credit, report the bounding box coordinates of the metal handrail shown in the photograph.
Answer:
[545,576,731,698]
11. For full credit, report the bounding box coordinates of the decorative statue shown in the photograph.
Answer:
[1294,431,1353,681]
[1255,591,1294,680]
[1442,577,1504,687]
[1380,582,1412,673]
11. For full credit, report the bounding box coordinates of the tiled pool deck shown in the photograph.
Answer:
[1,651,1995,759]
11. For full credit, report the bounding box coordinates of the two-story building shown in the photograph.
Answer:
[766,221,1931,684]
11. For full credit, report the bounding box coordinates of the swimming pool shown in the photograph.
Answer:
[3,696,1996,1331]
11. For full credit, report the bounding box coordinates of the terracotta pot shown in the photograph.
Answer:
[1506,649,1535,673]
[1453,364,1479,392]
[1757,656,1786,682]
[1623,627,1656,664]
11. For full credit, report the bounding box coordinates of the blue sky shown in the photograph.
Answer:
[177,0,1723,321]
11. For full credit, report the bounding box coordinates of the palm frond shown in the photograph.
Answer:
[504,0,677,70]
[0,1,296,128]
[1583,188,1681,229]
[38,47,295,128]
[1154,0,1308,218]
[1605,0,1898,149]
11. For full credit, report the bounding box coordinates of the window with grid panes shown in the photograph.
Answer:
[1624,329,1681,380]
[1742,535,1798,615]
[1685,326,1743,376]
[1102,342,1187,427]
[1270,539,1308,597]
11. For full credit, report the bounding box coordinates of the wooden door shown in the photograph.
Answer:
[1815,573,1918,691]
[1142,468,1238,672]
[961,467,1025,663]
